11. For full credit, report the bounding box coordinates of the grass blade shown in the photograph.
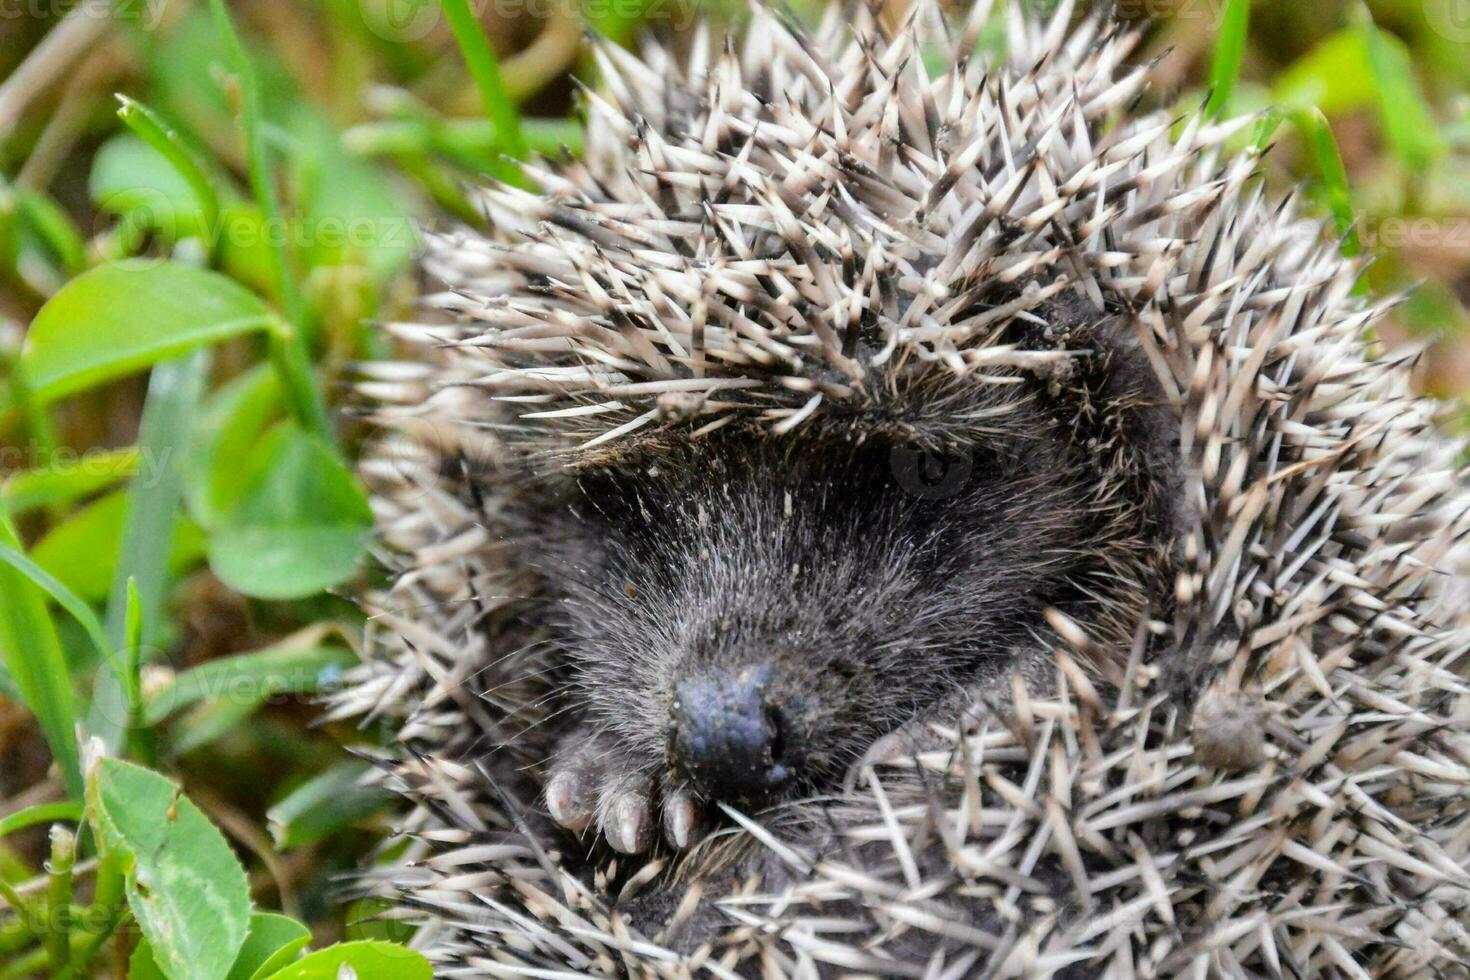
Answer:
[1354,6,1444,173]
[87,351,208,751]
[106,353,207,642]
[144,643,355,726]
[15,188,85,277]
[0,539,111,661]
[343,116,582,164]
[4,348,59,473]
[122,578,154,765]
[205,0,333,445]
[441,0,528,173]
[1292,106,1360,256]
[266,760,389,850]
[0,508,82,800]
[1206,0,1250,118]
[115,94,221,239]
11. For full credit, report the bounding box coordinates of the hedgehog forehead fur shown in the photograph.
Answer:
[338,0,1470,975]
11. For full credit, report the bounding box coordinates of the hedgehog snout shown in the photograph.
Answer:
[669,664,797,802]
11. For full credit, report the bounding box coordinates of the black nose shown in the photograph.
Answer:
[669,665,792,801]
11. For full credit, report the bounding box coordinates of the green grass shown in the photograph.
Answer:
[0,0,1466,975]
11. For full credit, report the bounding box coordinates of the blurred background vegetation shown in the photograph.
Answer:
[0,0,1465,974]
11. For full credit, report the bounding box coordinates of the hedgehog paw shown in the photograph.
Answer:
[545,734,707,854]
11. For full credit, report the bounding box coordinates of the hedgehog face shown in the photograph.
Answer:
[533,395,1114,852]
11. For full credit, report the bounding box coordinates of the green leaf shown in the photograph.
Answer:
[216,203,281,299]
[1359,19,1445,172]
[1271,30,1375,115]
[0,801,82,838]
[32,491,200,603]
[91,758,252,980]
[183,364,282,530]
[20,260,277,403]
[0,533,111,666]
[266,760,390,850]
[342,896,416,945]
[0,512,83,799]
[15,187,85,277]
[128,939,169,980]
[287,107,416,282]
[169,694,266,756]
[1,447,139,516]
[147,9,296,142]
[31,492,126,602]
[1205,0,1249,118]
[261,942,432,980]
[144,644,355,725]
[227,913,312,980]
[90,134,210,243]
[208,422,372,599]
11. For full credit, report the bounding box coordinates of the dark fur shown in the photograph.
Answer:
[524,303,1176,807]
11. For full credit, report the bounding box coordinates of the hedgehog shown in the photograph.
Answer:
[330,0,1470,975]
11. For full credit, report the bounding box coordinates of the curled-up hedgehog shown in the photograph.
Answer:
[332,0,1470,975]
